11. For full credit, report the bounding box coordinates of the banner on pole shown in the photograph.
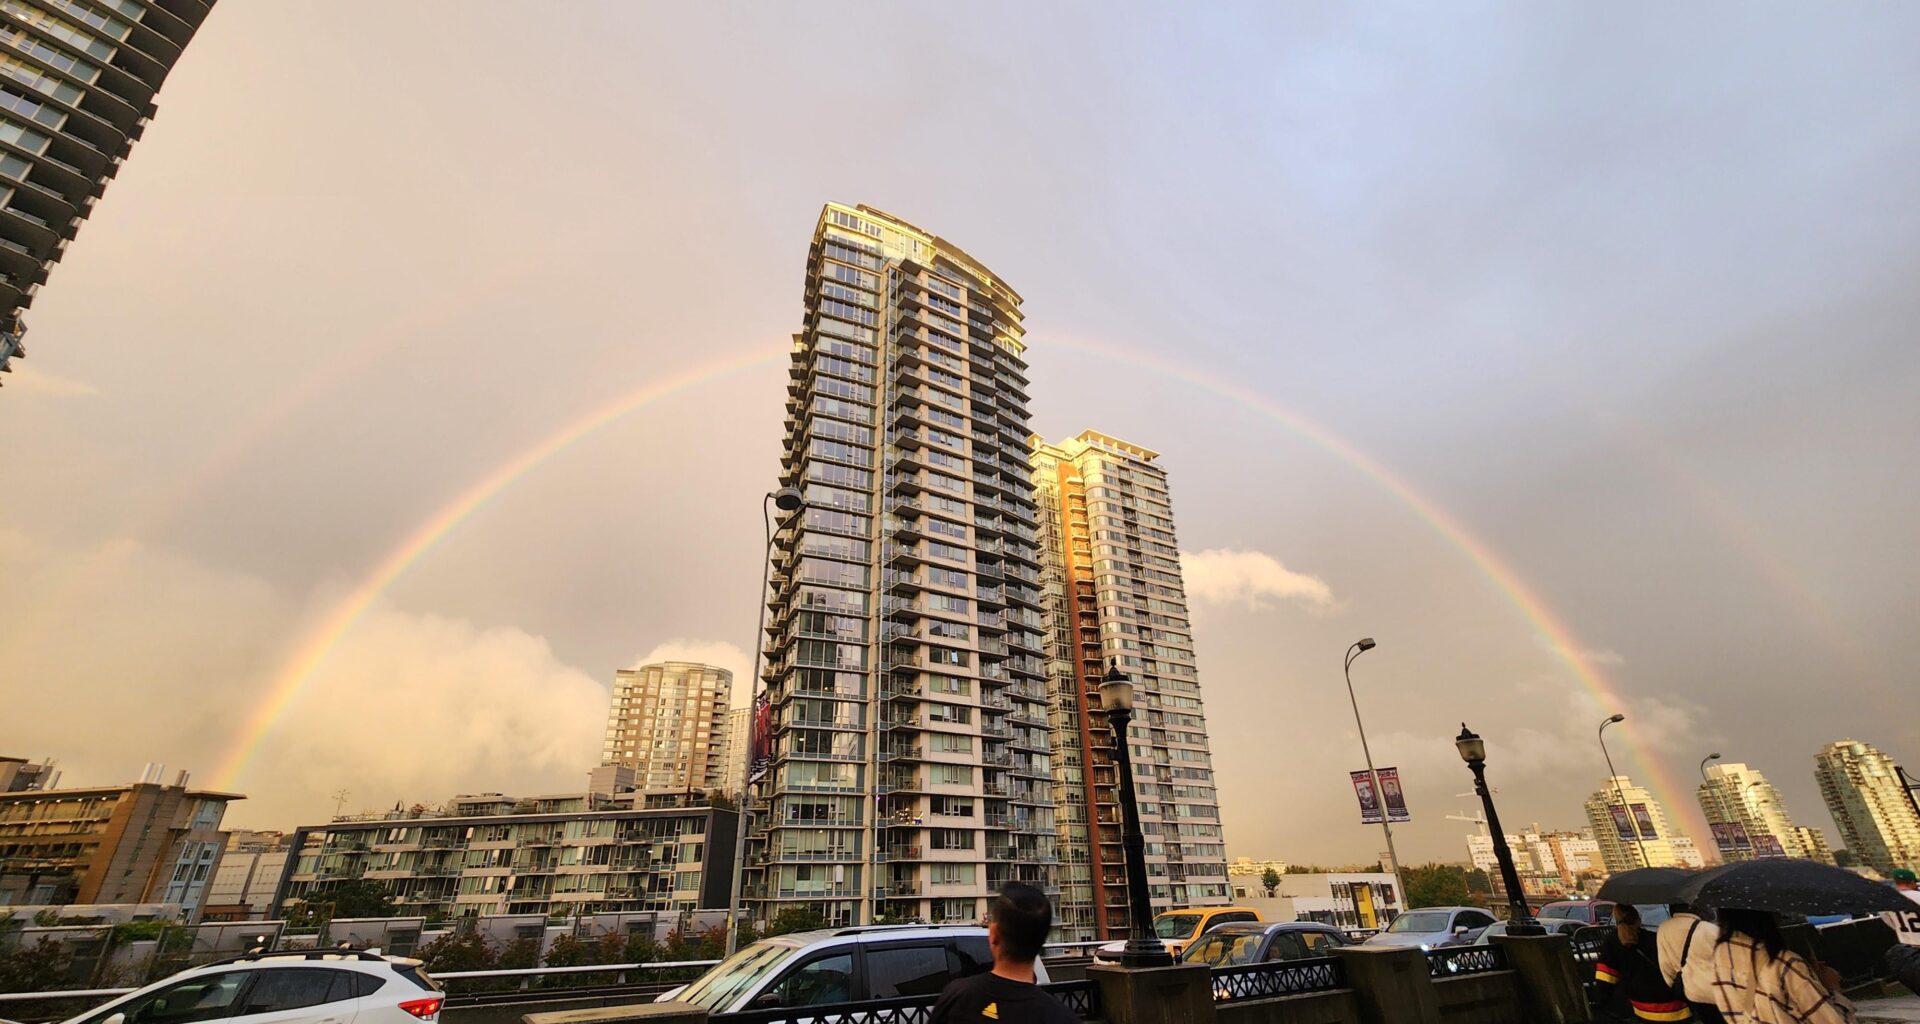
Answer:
[1378,767,1410,823]
[1609,804,1636,841]
[1631,803,1657,839]
[1351,771,1383,824]
[748,690,773,784]
[1751,833,1786,859]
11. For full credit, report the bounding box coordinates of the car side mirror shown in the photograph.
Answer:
[102,1014,126,1024]
[1453,926,1470,935]
[749,994,783,1010]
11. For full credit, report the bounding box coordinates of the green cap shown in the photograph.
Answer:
[1894,868,1919,884]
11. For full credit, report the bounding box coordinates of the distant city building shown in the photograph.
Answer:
[747,203,1057,929]
[1814,739,1920,876]
[1669,836,1706,869]
[1032,430,1230,940]
[1792,825,1834,865]
[1584,776,1690,872]
[1260,873,1403,932]
[0,761,239,919]
[275,790,737,920]
[1227,857,1290,879]
[1465,825,1601,895]
[0,754,56,792]
[204,832,291,921]
[722,706,751,793]
[1697,762,1809,862]
[601,662,733,793]
[0,0,219,383]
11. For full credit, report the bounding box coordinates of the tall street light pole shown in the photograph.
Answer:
[1343,639,1407,909]
[1101,661,1172,968]
[1456,725,1543,935]
[725,487,804,956]
[1598,714,1650,868]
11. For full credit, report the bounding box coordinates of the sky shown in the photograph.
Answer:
[2,2,1917,865]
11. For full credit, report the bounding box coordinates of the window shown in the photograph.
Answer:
[931,864,975,885]
[238,969,348,1015]
[866,945,952,998]
[931,828,973,850]
[111,971,251,1024]
[931,764,973,786]
[763,953,853,1007]
[1263,933,1308,962]
[1297,930,1344,954]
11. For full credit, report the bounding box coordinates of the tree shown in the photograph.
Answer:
[315,878,395,919]
[1403,864,1472,909]
[1260,867,1281,897]
[0,937,72,994]
[764,907,827,936]
[1463,867,1493,896]
[415,932,496,974]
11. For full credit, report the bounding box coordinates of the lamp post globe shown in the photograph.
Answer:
[1456,724,1542,936]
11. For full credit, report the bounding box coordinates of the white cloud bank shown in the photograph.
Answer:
[0,534,606,828]
[1180,548,1336,611]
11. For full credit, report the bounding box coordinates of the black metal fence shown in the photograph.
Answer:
[1424,944,1508,977]
[710,980,1100,1024]
[1208,956,1346,1002]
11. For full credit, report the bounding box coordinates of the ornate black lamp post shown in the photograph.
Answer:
[1102,661,1173,967]
[1455,724,1544,936]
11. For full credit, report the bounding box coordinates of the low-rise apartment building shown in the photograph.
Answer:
[273,790,736,921]
[0,761,239,920]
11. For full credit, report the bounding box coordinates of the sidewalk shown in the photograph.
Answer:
[1859,994,1920,1023]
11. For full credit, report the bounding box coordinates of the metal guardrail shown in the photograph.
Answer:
[1208,956,1345,1002]
[1424,944,1508,977]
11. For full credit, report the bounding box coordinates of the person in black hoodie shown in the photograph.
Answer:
[932,884,1079,1024]
[1594,903,1691,1021]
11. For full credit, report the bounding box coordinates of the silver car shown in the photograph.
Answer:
[1362,907,1498,950]
[659,925,1049,1015]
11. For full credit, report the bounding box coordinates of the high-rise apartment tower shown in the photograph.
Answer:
[601,662,733,794]
[1696,761,1810,862]
[748,204,1056,927]
[1583,776,1689,872]
[1032,431,1230,940]
[1814,739,1920,876]
[0,0,217,381]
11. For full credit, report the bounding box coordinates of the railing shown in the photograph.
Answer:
[1424,943,1508,977]
[710,979,1099,1024]
[1208,956,1346,1002]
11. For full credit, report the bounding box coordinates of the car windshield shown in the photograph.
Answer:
[1387,911,1452,934]
[1153,913,1203,940]
[673,941,797,1011]
[1184,933,1261,966]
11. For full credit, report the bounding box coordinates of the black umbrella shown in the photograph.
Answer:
[1675,859,1912,915]
[1596,867,1695,905]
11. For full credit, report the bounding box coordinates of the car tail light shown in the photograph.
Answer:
[398,997,443,1019]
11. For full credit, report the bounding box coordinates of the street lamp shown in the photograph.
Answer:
[1100,661,1173,968]
[1699,753,1722,782]
[725,486,804,955]
[1597,714,1650,868]
[1456,725,1544,935]
[1342,639,1408,910]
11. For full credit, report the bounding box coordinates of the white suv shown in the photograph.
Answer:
[60,950,443,1024]
[661,925,1050,1014]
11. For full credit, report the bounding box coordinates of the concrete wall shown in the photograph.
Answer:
[1432,971,1525,1024]
[1215,990,1362,1024]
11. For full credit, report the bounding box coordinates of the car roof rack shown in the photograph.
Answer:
[206,947,391,968]
[831,924,970,936]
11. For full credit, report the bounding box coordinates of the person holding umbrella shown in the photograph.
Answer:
[1658,904,1723,1024]
[1594,903,1693,1022]
[1707,908,1854,1023]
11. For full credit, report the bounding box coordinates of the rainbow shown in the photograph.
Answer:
[207,347,785,789]
[1046,336,1708,840]
[209,333,1705,840]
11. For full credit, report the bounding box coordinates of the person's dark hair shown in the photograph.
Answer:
[1614,903,1642,927]
[1717,908,1786,957]
[989,883,1053,962]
